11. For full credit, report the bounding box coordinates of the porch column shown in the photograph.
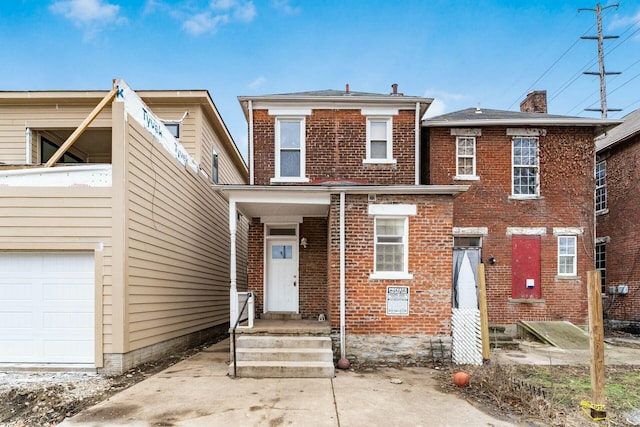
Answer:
[229,198,238,326]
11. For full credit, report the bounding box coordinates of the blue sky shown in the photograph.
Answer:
[2,0,640,161]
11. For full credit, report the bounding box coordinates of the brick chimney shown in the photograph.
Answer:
[520,90,547,114]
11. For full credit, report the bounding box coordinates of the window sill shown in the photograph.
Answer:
[555,275,581,281]
[508,195,544,200]
[454,175,480,181]
[508,298,546,304]
[362,158,397,165]
[596,208,609,216]
[369,272,413,280]
[270,177,310,184]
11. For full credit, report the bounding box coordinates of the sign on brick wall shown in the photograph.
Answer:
[386,286,409,316]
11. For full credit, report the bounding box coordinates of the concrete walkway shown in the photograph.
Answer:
[61,339,517,427]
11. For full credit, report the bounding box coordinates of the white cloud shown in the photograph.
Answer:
[609,10,640,30]
[422,89,469,118]
[234,2,256,22]
[211,0,236,10]
[50,0,126,38]
[248,76,266,89]
[271,0,300,15]
[183,12,229,35]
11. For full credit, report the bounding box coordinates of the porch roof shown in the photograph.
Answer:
[216,184,468,219]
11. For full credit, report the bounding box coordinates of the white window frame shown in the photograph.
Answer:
[595,160,607,214]
[511,136,540,198]
[455,136,477,179]
[364,116,396,164]
[370,216,412,280]
[272,116,308,183]
[557,235,577,277]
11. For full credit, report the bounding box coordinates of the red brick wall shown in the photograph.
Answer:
[299,218,329,319]
[428,126,596,325]
[597,136,640,321]
[251,109,416,185]
[327,194,454,335]
[246,217,328,319]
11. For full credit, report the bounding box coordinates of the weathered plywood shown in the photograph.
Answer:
[518,320,590,349]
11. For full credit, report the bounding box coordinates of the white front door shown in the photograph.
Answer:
[266,239,298,312]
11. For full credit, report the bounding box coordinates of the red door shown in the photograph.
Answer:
[512,235,541,299]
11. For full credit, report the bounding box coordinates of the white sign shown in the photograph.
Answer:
[386,286,410,316]
[114,79,199,173]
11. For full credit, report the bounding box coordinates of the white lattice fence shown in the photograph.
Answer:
[451,308,483,365]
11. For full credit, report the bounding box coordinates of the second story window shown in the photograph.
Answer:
[165,123,180,138]
[275,117,306,181]
[595,241,606,293]
[595,160,607,213]
[212,150,219,184]
[512,137,539,197]
[456,137,476,178]
[365,117,394,163]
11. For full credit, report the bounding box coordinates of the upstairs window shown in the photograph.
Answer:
[365,117,394,163]
[557,235,577,276]
[595,160,607,213]
[512,137,539,196]
[274,117,306,181]
[456,137,476,178]
[165,123,180,138]
[41,137,84,164]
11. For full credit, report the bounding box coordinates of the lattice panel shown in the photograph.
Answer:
[451,308,483,365]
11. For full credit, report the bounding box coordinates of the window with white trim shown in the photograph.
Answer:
[374,217,408,275]
[212,150,219,184]
[595,160,606,212]
[558,235,577,276]
[595,242,606,293]
[512,137,539,196]
[366,117,394,163]
[275,117,305,180]
[456,137,476,178]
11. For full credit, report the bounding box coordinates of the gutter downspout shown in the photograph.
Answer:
[248,100,254,185]
[339,192,346,359]
[415,102,420,185]
[229,199,238,326]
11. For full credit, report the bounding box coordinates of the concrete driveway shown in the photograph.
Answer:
[60,339,517,427]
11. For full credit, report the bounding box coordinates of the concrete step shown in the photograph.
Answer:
[235,347,334,362]
[236,335,332,349]
[229,361,335,378]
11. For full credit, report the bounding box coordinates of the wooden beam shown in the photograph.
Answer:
[477,263,491,360]
[587,269,607,419]
[44,87,118,168]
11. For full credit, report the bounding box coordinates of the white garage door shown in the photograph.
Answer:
[0,252,95,365]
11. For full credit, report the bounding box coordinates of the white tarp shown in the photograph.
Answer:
[0,165,111,187]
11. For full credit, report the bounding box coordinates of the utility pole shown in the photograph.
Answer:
[579,3,621,118]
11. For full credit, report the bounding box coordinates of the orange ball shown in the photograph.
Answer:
[453,371,470,387]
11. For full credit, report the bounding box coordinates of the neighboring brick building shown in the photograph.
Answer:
[423,91,618,326]
[220,86,467,364]
[595,108,640,323]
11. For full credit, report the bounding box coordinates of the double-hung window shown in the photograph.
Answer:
[557,235,577,276]
[595,160,606,213]
[375,217,407,274]
[456,137,476,178]
[275,117,306,181]
[512,137,539,196]
[595,242,606,293]
[365,117,394,163]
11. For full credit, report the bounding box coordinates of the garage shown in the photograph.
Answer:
[0,252,95,366]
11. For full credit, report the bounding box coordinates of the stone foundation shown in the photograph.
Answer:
[331,331,451,365]
[101,323,228,375]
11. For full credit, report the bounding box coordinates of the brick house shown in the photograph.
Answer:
[423,91,619,326]
[219,86,467,372]
[595,108,640,323]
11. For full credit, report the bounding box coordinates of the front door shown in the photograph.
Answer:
[266,239,298,312]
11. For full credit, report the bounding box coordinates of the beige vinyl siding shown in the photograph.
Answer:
[0,103,112,164]
[201,115,246,185]
[0,186,113,358]
[125,117,235,351]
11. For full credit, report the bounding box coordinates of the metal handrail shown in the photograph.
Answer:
[232,291,253,378]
